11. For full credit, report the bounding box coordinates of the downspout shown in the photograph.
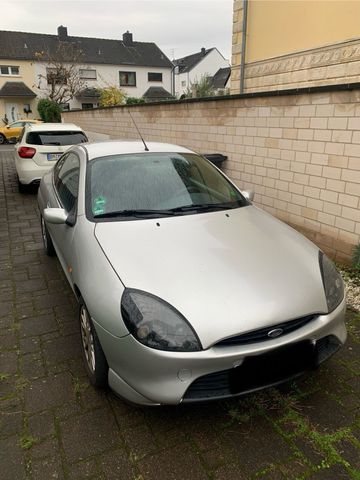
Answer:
[171,64,176,96]
[239,0,248,94]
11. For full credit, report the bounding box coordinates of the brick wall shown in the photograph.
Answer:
[63,86,360,263]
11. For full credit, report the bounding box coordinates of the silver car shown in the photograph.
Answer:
[37,141,346,405]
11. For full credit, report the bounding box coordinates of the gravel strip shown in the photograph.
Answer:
[339,267,360,312]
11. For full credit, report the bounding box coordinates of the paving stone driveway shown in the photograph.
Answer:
[0,149,360,480]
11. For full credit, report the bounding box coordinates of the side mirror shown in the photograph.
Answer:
[43,208,67,224]
[242,189,255,202]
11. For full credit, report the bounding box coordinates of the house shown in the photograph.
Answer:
[231,0,360,93]
[209,67,231,94]
[0,26,174,122]
[173,48,230,96]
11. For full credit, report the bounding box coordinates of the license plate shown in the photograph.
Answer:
[229,340,315,394]
[47,153,62,161]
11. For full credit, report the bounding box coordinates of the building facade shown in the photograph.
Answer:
[231,0,360,94]
[174,48,229,96]
[0,27,173,123]
[0,59,38,123]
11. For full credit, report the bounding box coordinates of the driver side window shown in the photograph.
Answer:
[54,152,80,212]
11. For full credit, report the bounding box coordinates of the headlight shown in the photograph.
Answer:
[319,251,344,313]
[121,289,201,352]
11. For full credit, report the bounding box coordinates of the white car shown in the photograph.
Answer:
[14,122,87,192]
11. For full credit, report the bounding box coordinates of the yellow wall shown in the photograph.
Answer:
[0,60,35,90]
[246,0,360,63]
[0,60,38,122]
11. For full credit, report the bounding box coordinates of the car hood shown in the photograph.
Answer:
[94,206,327,349]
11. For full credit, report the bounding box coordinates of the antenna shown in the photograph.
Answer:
[128,109,149,151]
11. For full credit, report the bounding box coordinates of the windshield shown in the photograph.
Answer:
[87,152,248,220]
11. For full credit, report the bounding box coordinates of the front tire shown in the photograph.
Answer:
[79,299,108,388]
[40,215,55,256]
[0,134,6,145]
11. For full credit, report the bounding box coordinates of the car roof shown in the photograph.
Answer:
[24,122,83,132]
[82,141,196,160]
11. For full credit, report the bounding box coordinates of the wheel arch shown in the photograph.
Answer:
[73,284,82,301]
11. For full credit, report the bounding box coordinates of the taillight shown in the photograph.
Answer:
[18,147,36,158]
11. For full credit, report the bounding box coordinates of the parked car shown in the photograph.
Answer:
[0,119,43,144]
[37,141,346,406]
[15,123,87,192]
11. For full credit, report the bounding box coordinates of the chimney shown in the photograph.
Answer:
[201,47,206,56]
[123,31,133,46]
[58,25,68,41]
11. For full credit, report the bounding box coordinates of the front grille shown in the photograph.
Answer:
[215,314,317,347]
[183,335,341,402]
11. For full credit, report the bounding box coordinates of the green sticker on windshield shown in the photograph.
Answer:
[93,196,107,215]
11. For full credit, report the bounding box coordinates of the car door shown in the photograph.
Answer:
[47,151,81,283]
[5,121,25,140]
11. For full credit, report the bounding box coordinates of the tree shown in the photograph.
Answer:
[35,43,85,104]
[37,99,62,122]
[184,75,215,99]
[98,86,127,107]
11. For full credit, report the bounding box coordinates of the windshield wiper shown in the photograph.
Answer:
[169,202,241,213]
[94,202,242,219]
[94,209,178,219]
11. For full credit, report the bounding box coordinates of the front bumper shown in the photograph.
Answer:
[94,297,347,406]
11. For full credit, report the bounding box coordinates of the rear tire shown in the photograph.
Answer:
[79,299,108,388]
[40,215,56,256]
[17,177,27,194]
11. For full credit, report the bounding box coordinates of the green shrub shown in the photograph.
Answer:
[98,87,126,107]
[37,99,62,122]
[352,243,360,267]
[126,97,145,105]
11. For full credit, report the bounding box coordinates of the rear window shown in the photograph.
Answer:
[26,131,87,146]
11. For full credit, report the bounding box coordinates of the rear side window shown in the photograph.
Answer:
[26,131,87,146]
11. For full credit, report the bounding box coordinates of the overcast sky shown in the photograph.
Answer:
[3,0,233,61]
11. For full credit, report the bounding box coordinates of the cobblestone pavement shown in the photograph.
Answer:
[1,150,360,480]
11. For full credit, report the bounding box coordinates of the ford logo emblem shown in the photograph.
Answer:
[268,328,283,338]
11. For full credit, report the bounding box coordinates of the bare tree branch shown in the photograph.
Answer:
[35,42,85,104]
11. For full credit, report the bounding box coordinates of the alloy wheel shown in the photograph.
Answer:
[80,306,96,373]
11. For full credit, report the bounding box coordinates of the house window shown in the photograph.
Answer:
[80,69,97,80]
[47,68,67,85]
[148,72,162,82]
[61,103,70,112]
[0,65,20,75]
[119,71,136,87]
[81,103,94,110]
[181,80,186,87]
